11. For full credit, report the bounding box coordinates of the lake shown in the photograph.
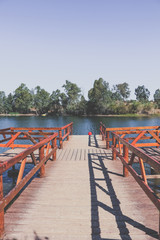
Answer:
[0,115,159,196]
[0,115,160,134]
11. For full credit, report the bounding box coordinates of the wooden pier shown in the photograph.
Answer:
[0,123,159,239]
[1,135,159,240]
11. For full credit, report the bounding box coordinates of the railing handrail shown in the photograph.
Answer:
[111,131,160,211]
[9,122,73,131]
[106,125,160,131]
[0,122,73,149]
[112,132,160,173]
[0,132,59,237]
[100,123,160,149]
[0,132,58,175]
[0,123,74,238]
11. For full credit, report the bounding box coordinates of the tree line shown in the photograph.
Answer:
[0,78,160,115]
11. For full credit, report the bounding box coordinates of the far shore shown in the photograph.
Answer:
[0,113,160,117]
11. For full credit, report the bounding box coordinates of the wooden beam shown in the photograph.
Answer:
[16,158,27,185]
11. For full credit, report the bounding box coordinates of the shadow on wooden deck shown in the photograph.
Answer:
[88,135,107,149]
[88,145,159,240]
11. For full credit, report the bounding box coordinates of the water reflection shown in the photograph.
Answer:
[0,115,160,135]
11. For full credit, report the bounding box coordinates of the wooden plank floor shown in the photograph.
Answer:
[2,135,159,240]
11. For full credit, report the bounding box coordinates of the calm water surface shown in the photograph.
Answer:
[0,115,159,134]
[0,115,159,196]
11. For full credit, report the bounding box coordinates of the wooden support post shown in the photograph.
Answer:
[52,138,57,161]
[112,135,117,160]
[118,140,122,155]
[16,158,27,185]
[39,146,45,177]
[100,125,102,136]
[67,127,69,141]
[139,157,147,184]
[0,175,4,238]
[59,130,63,149]
[30,153,37,166]
[123,144,129,177]
[102,127,105,141]
[45,142,50,156]
[106,131,110,149]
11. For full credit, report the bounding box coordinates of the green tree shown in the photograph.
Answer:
[13,83,33,113]
[60,92,68,111]
[34,86,50,115]
[154,89,160,108]
[0,91,6,113]
[62,80,81,114]
[135,85,150,102]
[112,82,130,101]
[5,93,14,113]
[88,78,112,114]
[128,101,143,114]
[77,95,87,115]
[49,89,62,114]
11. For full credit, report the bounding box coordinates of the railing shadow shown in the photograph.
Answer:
[4,231,49,240]
[88,135,107,149]
[88,151,159,240]
[88,135,99,148]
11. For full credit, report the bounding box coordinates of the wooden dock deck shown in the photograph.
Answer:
[3,135,159,240]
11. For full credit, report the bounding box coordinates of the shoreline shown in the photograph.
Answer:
[0,113,160,117]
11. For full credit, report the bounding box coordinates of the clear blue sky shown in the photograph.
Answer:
[0,0,160,100]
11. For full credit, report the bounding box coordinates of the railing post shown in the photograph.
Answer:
[100,124,102,135]
[123,144,129,177]
[139,157,147,184]
[16,158,27,185]
[52,138,57,161]
[67,127,69,141]
[39,146,45,177]
[102,127,105,141]
[112,135,117,160]
[59,129,63,149]
[0,175,4,238]
[71,123,73,135]
[101,126,103,140]
[106,131,110,149]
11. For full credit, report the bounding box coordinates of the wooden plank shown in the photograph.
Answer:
[2,135,159,239]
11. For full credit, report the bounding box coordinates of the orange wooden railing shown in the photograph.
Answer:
[0,132,58,238]
[111,131,160,208]
[0,122,73,149]
[111,131,160,237]
[100,122,160,149]
[0,123,73,237]
[100,122,160,235]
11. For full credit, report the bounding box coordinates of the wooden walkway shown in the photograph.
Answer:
[3,135,159,240]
